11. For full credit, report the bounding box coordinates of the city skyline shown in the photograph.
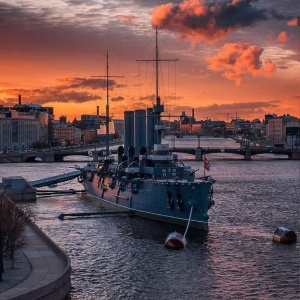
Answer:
[0,0,299,121]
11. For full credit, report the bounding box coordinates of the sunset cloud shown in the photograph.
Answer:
[175,100,281,120]
[0,77,122,106]
[276,31,289,43]
[120,15,137,23]
[287,17,300,26]
[111,96,125,102]
[206,43,276,85]
[151,0,269,43]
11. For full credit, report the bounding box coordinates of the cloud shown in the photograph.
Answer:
[174,100,281,120]
[151,0,270,43]
[111,96,125,102]
[120,15,138,23]
[287,17,300,26]
[276,31,289,43]
[0,74,129,109]
[0,77,122,106]
[206,42,276,85]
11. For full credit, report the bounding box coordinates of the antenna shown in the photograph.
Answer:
[92,51,124,156]
[226,113,232,122]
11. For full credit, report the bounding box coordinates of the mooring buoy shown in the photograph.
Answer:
[164,205,194,250]
[273,226,297,244]
[164,232,187,249]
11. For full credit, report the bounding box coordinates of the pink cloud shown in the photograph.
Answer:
[206,42,276,85]
[120,15,137,23]
[287,17,300,26]
[276,31,289,43]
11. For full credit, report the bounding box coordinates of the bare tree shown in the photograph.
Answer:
[0,193,31,281]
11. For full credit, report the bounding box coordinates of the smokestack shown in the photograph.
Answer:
[96,106,99,116]
[192,109,194,120]
[18,95,21,105]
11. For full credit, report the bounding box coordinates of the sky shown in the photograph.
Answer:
[0,0,299,122]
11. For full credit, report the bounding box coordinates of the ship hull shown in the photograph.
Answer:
[80,173,213,231]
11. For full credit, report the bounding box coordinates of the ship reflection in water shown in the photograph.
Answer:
[2,146,297,300]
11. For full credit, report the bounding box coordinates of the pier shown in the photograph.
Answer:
[29,170,82,187]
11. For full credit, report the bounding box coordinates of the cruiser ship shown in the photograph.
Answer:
[76,27,215,231]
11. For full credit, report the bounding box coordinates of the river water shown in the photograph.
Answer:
[0,137,299,300]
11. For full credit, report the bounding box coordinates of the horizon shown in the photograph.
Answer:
[0,0,299,121]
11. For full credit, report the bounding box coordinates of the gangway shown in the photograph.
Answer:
[29,170,81,187]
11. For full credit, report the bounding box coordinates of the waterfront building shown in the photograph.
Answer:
[54,122,82,146]
[80,114,106,130]
[266,115,300,145]
[113,119,125,141]
[284,121,300,149]
[267,118,283,144]
[96,118,115,144]
[0,109,47,152]
[13,96,55,145]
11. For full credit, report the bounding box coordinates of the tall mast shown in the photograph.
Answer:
[155,26,160,106]
[137,26,178,146]
[106,51,109,155]
[92,51,124,156]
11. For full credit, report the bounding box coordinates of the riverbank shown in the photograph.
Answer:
[0,222,71,300]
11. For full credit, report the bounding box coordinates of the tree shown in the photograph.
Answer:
[0,193,31,281]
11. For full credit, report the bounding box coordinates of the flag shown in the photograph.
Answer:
[204,156,210,171]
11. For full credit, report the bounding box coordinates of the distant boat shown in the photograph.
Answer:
[76,27,215,231]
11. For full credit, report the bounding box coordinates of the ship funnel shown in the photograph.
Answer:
[117,146,124,163]
[134,109,146,156]
[146,108,154,153]
[124,111,134,156]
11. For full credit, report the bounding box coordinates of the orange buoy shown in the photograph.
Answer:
[273,227,297,244]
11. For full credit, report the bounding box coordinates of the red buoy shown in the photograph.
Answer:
[164,232,187,249]
[273,227,297,244]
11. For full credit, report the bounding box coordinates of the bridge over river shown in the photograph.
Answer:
[0,146,299,163]
[171,146,300,160]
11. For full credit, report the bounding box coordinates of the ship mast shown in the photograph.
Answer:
[92,51,123,156]
[155,26,160,106]
[137,26,178,145]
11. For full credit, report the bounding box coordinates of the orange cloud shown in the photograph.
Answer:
[276,31,289,43]
[151,0,268,43]
[120,15,137,23]
[287,17,300,26]
[206,43,276,85]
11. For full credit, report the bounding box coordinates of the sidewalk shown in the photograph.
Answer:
[0,224,69,300]
[0,250,31,294]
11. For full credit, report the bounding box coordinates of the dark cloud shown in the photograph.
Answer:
[139,94,156,102]
[111,96,125,102]
[151,0,292,43]
[0,77,114,106]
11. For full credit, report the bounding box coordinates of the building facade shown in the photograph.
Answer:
[0,109,46,152]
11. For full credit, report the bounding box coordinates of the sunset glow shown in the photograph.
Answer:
[0,0,299,121]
